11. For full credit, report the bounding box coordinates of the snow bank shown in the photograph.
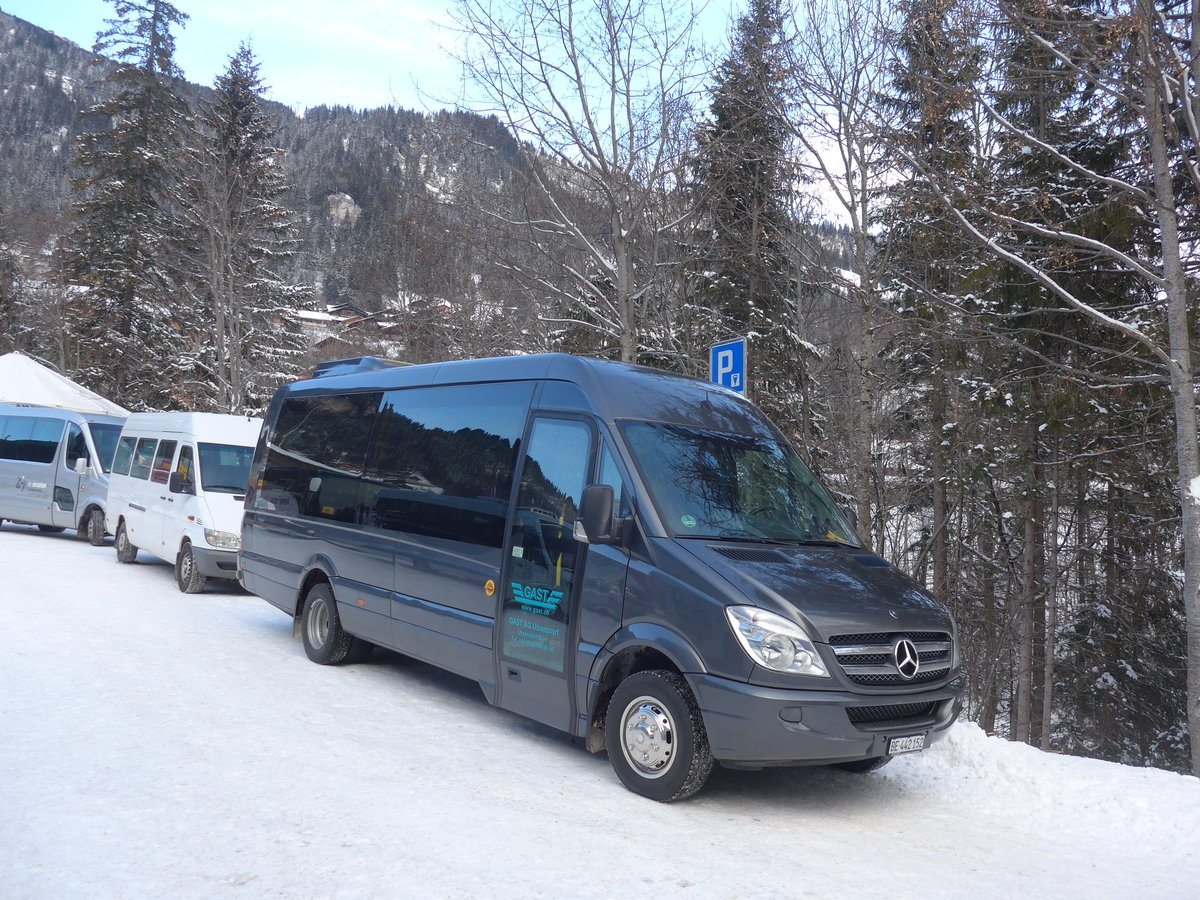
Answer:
[1,525,1197,899]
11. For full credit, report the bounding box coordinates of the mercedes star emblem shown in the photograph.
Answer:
[893,638,920,680]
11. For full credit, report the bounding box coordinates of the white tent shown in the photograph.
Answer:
[0,352,128,417]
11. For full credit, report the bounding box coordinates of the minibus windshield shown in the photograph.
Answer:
[88,423,123,473]
[622,421,859,545]
[198,443,255,493]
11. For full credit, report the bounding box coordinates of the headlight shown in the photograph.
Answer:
[204,529,241,550]
[725,606,829,677]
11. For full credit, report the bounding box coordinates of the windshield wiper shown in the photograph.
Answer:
[718,533,858,548]
[776,535,863,548]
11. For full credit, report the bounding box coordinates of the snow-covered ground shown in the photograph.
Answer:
[2,524,1197,899]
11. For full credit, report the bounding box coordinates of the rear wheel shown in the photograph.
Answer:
[300,583,369,665]
[115,521,137,563]
[175,541,206,594]
[605,670,713,802]
[87,508,106,546]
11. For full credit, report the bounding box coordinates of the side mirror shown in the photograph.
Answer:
[840,506,859,531]
[169,471,195,495]
[574,484,615,545]
[73,457,89,475]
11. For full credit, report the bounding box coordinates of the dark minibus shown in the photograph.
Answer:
[240,354,961,800]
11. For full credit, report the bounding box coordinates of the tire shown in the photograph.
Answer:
[87,508,107,546]
[175,540,206,594]
[834,755,893,773]
[300,582,368,665]
[605,670,713,802]
[37,524,66,534]
[115,521,138,563]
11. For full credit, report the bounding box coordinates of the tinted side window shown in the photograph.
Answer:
[0,415,65,463]
[65,424,88,468]
[258,392,381,522]
[359,382,533,548]
[130,438,158,480]
[598,441,631,517]
[111,436,136,476]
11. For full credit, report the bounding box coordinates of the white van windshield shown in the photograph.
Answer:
[88,423,123,473]
[198,443,254,494]
[622,421,859,545]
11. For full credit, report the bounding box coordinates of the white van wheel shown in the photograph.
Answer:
[87,509,106,546]
[175,541,206,593]
[605,670,713,802]
[115,521,138,563]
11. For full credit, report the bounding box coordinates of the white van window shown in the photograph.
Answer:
[129,438,157,480]
[88,424,123,473]
[111,436,136,476]
[175,445,195,484]
[198,443,254,494]
[150,440,177,485]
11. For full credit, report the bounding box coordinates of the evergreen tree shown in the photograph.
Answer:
[65,0,191,410]
[179,44,307,414]
[688,0,802,432]
[881,0,982,698]
[0,198,18,354]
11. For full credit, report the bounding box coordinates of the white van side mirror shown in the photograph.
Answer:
[73,457,89,475]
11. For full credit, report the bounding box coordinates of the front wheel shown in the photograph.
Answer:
[605,670,713,802]
[301,583,370,665]
[175,541,206,594]
[115,521,137,563]
[87,508,106,546]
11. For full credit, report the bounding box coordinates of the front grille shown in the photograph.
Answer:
[829,631,952,686]
[833,631,946,644]
[846,702,936,724]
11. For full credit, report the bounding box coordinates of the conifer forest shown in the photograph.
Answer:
[1,0,1198,777]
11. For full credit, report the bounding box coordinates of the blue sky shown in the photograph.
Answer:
[4,1,739,114]
[1,0,463,111]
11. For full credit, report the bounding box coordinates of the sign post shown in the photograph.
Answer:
[709,338,748,394]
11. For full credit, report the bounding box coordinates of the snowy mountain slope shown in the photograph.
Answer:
[1,525,1196,899]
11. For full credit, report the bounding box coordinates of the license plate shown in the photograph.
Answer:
[887,734,925,755]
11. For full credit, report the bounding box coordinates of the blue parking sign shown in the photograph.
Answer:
[710,338,747,393]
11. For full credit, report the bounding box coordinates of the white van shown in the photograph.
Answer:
[106,412,262,592]
[0,402,126,543]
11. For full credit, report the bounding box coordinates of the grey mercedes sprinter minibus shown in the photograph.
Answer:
[0,401,125,543]
[240,354,961,801]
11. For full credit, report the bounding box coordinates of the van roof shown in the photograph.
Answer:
[0,401,126,426]
[289,353,776,438]
[119,412,263,445]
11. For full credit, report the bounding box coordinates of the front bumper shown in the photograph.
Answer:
[686,673,962,767]
[192,546,240,581]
